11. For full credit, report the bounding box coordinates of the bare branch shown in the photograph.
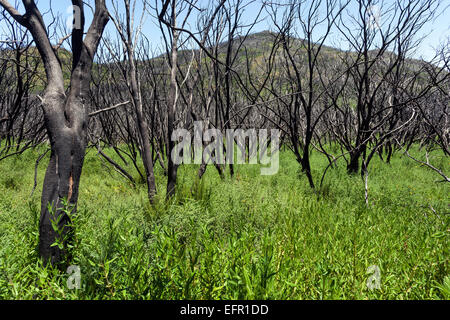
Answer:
[88,101,131,117]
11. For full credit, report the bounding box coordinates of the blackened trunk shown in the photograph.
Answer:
[166,3,179,200]
[137,115,157,202]
[39,110,86,266]
[347,141,369,174]
[347,150,361,174]
[1,0,111,267]
[301,148,315,189]
[386,142,393,164]
[123,46,157,199]
[166,134,178,198]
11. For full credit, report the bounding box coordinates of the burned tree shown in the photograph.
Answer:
[107,0,157,202]
[0,0,109,265]
[0,11,44,160]
[264,0,349,188]
[333,0,440,174]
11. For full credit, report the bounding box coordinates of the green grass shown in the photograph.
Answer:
[0,145,448,299]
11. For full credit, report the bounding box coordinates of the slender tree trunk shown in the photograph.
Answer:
[110,0,157,203]
[166,0,179,199]
[132,83,157,201]
[129,56,157,201]
[386,142,393,164]
[301,146,315,189]
[302,128,315,188]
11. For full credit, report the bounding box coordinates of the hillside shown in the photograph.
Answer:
[0,31,432,94]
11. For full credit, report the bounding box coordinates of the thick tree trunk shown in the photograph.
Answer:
[347,149,361,174]
[0,0,109,266]
[347,142,368,174]
[0,0,110,266]
[39,114,86,266]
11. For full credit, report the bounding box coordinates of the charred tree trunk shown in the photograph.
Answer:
[301,145,315,189]
[0,0,109,266]
[347,143,367,174]
[347,150,361,174]
[386,142,393,164]
[130,64,157,202]
[39,111,86,265]
[165,0,179,199]
[108,0,157,203]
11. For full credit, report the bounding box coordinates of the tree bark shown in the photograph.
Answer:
[347,150,360,174]
[0,0,109,266]
[165,0,179,199]
[301,146,315,189]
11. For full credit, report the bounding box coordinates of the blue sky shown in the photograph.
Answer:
[1,0,449,61]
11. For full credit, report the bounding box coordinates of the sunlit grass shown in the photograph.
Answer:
[0,145,448,299]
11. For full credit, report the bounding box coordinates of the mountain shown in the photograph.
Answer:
[0,30,434,93]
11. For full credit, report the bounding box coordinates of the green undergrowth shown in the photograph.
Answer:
[0,145,448,299]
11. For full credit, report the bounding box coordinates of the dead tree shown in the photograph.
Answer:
[157,0,182,199]
[264,0,349,188]
[108,0,157,202]
[0,11,44,159]
[0,0,109,266]
[156,0,228,196]
[334,0,440,175]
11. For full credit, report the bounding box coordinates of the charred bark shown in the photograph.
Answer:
[0,0,109,266]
